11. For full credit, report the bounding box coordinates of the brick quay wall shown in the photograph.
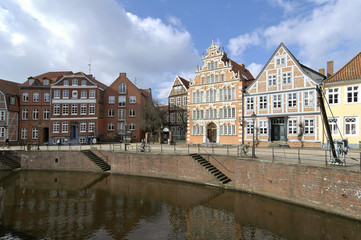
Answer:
[4,150,361,221]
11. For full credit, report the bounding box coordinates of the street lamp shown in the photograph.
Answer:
[251,112,256,158]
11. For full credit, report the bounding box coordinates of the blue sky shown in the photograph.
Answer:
[1,0,361,102]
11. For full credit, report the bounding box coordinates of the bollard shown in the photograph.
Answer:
[298,148,300,164]
[161,143,163,153]
[272,148,275,163]
[325,150,328,166]
[174,144,176,154]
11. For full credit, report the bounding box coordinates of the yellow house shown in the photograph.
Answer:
[322,52,361,149]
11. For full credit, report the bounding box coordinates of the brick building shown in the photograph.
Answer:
[168,76,189,142]
[49,72,107,145]
[0,79,20,145]
[103,73,151,142]
[187,39,254,144]
[19,72,72,144]
[245,43,325,147]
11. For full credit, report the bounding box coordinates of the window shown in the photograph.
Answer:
[88,122,95,133]
[109,96,115,104]
[273,94,282,108]
[33,92,39,102]
[118,96,126,107]
[23,92,29,102]
[129,122,135,131]
[64,80,69,86]
[43,109,49,120]
[129,109,136,117]
[177,112,182,122]
[108,109,115,117]
[54,104,60,115]
[192,110,204,120]
[130,96,136,104]
[108,123,114,131]
[259,96,267,110]
[81,80,87,86]
[53,122,60,133]
[346,86,358,103]
[170,98,175,107]
[259,120,268,135]
[54,90,60,99]
[72,90,78,99]
[80,104,87,115]
[288,119,297,134]
[304,119,315,135]
[304,91,314,107]
[246,121,254,134]
[328,117,340,135]
[0,127,5,138]
[221,74,225,82]
[183,96,187,106]
[220,125,236,136]
[89,104,95,114]
[62,104,69,115]
[71,104,78,115]
[282,72,292,84]
[63,90,69,99]
[118,109,126,120]
[29,79,34,85]
[32,128,38,139]
[21,128,27,139]
[44,92,50,102]
[72,78,78,86]
[81,90,87,99]
[62,122,68,133]
[206,89,217,102]
[89,90,95,98]
[43,79,49,85]
[32,109,39,120]
[22,109,28,120]
[170,112,175,123]
[268,74,277,86]
[192,125,203,135]
[0,111,5,121]
[276,57,285,66]
[176,97,181,106]
[118,122,126,133]
[80,122,86,132]
[327,88,339,104]
[344,116,357,135]
[174,86,182,92]
[119,83,126,94]
[288,93,297,108]
[10,97,15,105]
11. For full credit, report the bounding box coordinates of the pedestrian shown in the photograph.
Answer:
[141,139,145,152]
[5,138,9,148]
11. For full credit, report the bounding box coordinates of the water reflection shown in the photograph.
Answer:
[0,171,360,239]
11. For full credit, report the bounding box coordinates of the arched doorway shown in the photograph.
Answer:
[207,122,217,143]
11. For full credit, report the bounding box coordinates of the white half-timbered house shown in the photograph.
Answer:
[244,43,325,147]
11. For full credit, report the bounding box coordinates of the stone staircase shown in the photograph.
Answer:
[0,152,21,170]
[81,150,111,171]
[190,153,231,184]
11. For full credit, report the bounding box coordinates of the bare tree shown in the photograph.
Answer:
[139,98,164,141]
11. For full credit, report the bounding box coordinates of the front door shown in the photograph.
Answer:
[207,122,217,143]
[271,118,286,141]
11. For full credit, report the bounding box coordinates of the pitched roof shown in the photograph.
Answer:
[0,79,20,95]
[178,76,189,89]
[324,52,361,83]
[73,72,108,90]
[23,71,73,85]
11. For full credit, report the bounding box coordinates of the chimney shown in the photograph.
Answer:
[319,68,325,75]
[119,73,126,77]
[327,61,334,77]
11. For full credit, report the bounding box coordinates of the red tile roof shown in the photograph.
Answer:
[324,52,361,83]
[23,71,73,85]
[178,76,190,89]
[0,79,20,95]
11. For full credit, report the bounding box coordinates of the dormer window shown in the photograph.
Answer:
[81,80,87,86]
[43,79,49,85]
[64,80,69,86]
[29,79,35,85]
[72,78,78,86]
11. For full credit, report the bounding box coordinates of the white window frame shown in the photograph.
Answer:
[54,90,60,99]
[80,104,87,115]
[282,72,292,84]
[21,128,27,139]
[259,120,268,135]
[119,83,126,94]
[183,96,187,106]
[72,78,78,86]
[71,104,78,115]
[259,96,267,110]
[22,109,28,120]
[288,93,297,108]
[33,92,39,102]
[53,122,60,133]
[32,109,39,120]
[43,109,49,120]
[246,97,254,110]
[304,91,315,107]
[129,96,136,104]
[344,116,358,136]
[346,85,359,104]
[88,122,95,133]
[0,127,5,138]
[89,90,95,98]
[0,111,5,121]
[273,94,282,108]
[129,109,136,117]
[108,109,115,117]
[129,122,135,131]
[44,92,50,102]
[63,90,69,99]
[89,104,95,115]
[54,104,60,115]
[288,119,298,135]
[176,97,181,106]
[304,119,315,135]
[108,123,114,131]
[32,128,38,139]
[22,92,29,102]
[327,87,340,105]
[109,96,115,104]
[81,90,87,99]
[118,109,125,120]
[268,74,277,86]
[62,104,69,115]
[80,122,87,132]
[118,96,126,107]
[328,117,340,136]
[62,122,68,133]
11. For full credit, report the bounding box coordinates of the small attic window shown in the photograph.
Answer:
[64,80,69,86]
[29,79,35,85]
[43,79,49,85]
[72,78,78,86]
[10,97,15,105]
[81,80,87,86]
[174,86,182,92]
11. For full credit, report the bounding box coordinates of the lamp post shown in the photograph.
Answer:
[37,122,41,150]
[251,112,256,158]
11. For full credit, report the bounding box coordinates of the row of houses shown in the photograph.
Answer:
[168,40,361,148]
[0,72,152,145]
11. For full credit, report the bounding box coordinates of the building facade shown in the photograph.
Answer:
[187,40,254,144]
[245,43,325,147]
[0,79,20,144]
[103,73,151,142]
[322,52,361,148]
[168,76,189,142]
[19,72,73,144]
[49,73,107,145]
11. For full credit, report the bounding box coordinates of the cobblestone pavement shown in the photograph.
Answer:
[3,142,361,172]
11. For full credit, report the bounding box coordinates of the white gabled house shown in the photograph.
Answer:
[244,43,325,147]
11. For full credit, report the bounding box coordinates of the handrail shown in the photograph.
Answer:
[197,144,235,174]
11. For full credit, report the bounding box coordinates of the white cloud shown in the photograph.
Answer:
[247,63,264,78]
[0,0,199,101]
[267,0,298,13]
[263,0,361,71]
[227,32,261,58]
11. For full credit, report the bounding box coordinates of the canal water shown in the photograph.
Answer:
[0,171,360,240]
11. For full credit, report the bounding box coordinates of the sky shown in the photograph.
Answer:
[1,0,361,103]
